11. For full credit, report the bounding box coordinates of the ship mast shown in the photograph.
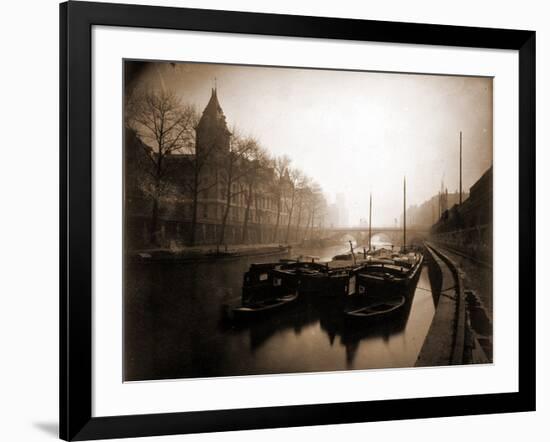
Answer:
[368,193,372,252]
[459,131,463,205]
[403,176,407,253]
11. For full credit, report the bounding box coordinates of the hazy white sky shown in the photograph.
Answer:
[130,61,492,226]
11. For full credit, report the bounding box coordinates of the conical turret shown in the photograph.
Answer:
[195,86,231,157]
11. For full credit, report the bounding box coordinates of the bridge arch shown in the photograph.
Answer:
[328,231,366,245]
[321,226,429,248]
[370,232,393,247]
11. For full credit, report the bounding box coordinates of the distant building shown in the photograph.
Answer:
[326,203,340,228]
[335,193,349,227]
[401,191,466,229]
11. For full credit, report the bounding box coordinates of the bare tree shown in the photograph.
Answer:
[271,155,291,243]
[293,175,311,242]
[301,188,313,243]
[126,89,196,245]
[217,132,258,246]
[183,135,220,247]
[284,168,305,244]
[302,182,324,242]
[315,195,328,239]
[241,142,269,244]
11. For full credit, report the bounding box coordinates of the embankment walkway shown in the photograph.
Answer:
[416,242,466,366]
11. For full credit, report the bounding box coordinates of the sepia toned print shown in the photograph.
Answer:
[123,60,493,382]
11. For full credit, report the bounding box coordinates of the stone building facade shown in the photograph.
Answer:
[430,166,493,262]
[125,88,304,249]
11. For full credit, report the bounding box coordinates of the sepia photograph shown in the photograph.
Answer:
[123,60,493,382]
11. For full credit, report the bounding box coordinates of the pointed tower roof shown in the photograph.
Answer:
[196,87,231,135]
[204,88,223,115]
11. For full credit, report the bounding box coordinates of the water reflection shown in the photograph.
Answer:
[124,243,436,381]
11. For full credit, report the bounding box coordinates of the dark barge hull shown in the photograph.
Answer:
[356,254,424,296]
[298,271,352,297]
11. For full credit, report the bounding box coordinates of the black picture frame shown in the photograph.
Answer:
[60,1,536,440]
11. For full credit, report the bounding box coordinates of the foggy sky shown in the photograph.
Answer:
[128,61,492,226]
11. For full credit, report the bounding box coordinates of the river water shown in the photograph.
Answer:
[124,242,437,381]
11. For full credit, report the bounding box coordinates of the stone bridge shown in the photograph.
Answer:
[321,226,429,247]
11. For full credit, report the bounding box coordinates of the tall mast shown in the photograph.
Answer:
[368,193,372,251]
[459,131,463,205]
[403,176,406,253]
